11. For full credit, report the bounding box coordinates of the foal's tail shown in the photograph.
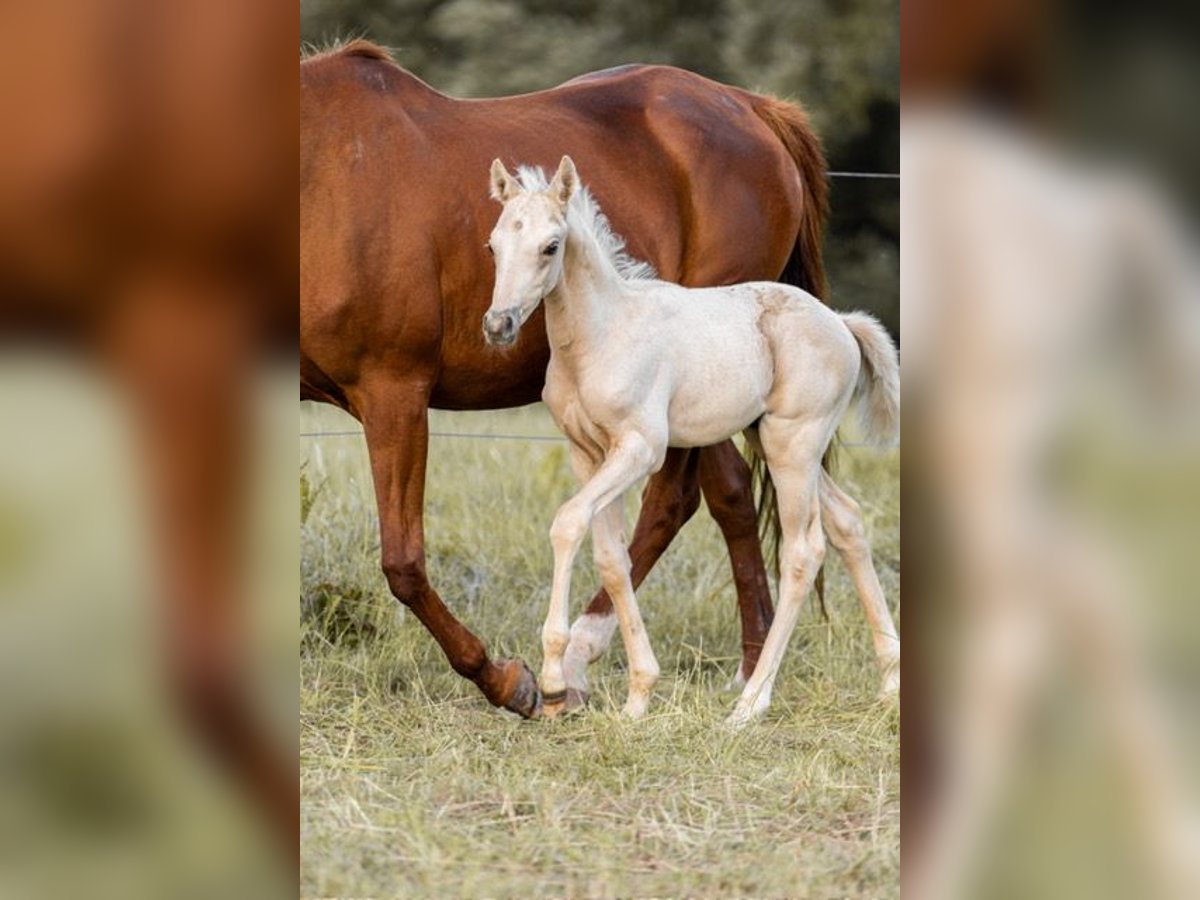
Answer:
[842,312,901,444]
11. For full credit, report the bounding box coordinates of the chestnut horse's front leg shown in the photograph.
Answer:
[697,441,775,685]
[107,274,297,858]
[354,377,540,718]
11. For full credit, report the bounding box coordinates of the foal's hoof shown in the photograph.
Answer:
[725,694,768,730]
[879,667,900,700]
[620,692,653,719]
[725,666,749,692]
[498,659,542,719]
[878,655,900,699]
[538,687,590,720]
[724,706,760,731]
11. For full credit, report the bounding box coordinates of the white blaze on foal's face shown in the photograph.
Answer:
[482,157,576,347]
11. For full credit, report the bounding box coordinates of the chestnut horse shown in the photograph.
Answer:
[300,41,828,717]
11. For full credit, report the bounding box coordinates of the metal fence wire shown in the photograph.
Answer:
[299,429,897,450]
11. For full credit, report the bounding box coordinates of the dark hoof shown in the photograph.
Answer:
[499,659,541,719]
[539,687,589,720]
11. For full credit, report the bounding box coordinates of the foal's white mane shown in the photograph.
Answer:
[514,166,658,282]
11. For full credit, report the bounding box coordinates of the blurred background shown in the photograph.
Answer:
[903,1,1200,898]
[0,2,296,897]
[300,0,901,336]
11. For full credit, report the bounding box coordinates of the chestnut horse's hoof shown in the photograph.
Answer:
[498,659,542,719]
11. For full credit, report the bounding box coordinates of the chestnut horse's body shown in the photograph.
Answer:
[300,41,828,716]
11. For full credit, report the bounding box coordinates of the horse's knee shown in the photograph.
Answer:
[542,622,569,658]
[782,532,826,582]
[618,433,661,473]
[708,468,753,515]
[381,548,427,604]
[593,538,631,587]
[550,503,589,551]
[822,491,870,559]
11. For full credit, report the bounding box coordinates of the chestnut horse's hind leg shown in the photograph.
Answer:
[563,447,699,700]
[355,379,540,718]
[697,441,775,686]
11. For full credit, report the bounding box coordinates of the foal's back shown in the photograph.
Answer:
[617,280,858,447]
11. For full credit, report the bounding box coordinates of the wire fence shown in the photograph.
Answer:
[299,428,897,450]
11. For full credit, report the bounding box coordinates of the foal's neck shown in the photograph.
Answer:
[544,209,625,360]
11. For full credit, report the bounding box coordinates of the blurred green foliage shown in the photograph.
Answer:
[300,0,898,334]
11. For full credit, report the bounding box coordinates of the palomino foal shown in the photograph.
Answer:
[483,156,900,725]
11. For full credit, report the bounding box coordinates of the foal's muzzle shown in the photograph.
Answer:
[483,309,519,346]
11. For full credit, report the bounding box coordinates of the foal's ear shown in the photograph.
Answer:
[489,159,518,203]
[550,155,578,205]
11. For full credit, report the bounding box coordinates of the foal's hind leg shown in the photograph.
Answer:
[819,471,901,696]
[729,422,827,727]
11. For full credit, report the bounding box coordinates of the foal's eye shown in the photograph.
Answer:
[543,241,559,256]
[484,241,494,255]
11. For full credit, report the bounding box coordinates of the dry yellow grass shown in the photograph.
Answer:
[301,402,899,898]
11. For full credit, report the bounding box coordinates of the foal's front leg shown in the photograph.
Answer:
[563,448,699,701]
[541,435,659,717]
[540,445,597,716]
[591,501,660,718]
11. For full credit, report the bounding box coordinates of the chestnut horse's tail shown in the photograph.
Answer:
[747,93,834,617]
[751,94,830,301]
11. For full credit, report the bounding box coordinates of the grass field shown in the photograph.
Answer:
[300,402,900,898]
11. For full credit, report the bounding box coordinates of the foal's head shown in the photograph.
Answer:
[482,156,577,347]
